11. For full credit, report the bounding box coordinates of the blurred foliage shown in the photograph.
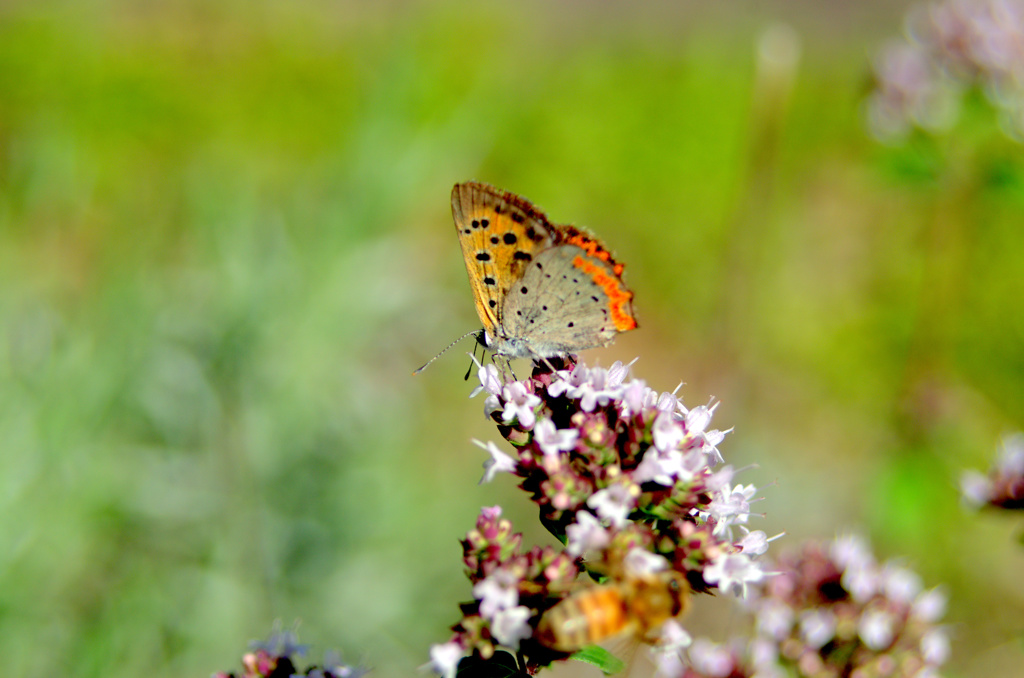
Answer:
[0,1,1022,677]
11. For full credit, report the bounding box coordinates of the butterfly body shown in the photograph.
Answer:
[451,182,637,360]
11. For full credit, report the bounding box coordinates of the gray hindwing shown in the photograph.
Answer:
[499,245,619,355]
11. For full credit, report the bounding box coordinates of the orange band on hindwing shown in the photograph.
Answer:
[562,231,625,274]
[572,255,637,331]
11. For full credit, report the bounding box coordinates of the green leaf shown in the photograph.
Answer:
[570,646,627,675]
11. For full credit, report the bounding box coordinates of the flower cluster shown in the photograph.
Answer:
[431,357,773,675]
[866,0,1024,141]
[961,433,1024,509]
[661,638,753,678]
[429,506,581,676]
[214,628,366,678]
[473,357,769,594]
[666,536,950,678]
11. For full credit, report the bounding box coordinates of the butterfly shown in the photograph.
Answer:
[450,181,637,361]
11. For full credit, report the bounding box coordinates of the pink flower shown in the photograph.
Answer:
[474,439,517,484]
[428,641,464,678]
[500,381,541,429]
[565,511,610,556]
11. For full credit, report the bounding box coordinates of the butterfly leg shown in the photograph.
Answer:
[537,355,560,375]
[525,348,561,377]
[489,354,517,383]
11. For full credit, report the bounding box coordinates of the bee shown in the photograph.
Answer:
[535,569,691,653]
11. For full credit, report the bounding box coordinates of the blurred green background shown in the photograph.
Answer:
[1,1,1022,677]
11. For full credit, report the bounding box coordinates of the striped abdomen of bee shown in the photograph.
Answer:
[535,571,691,653]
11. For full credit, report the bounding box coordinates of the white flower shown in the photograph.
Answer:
[619,378,651,417]
[831,534,874,570]
[470,363,502,398]
[428,641,463,678]
[921,627,951,665]
[703,551,764,597]
[490,605,532,649]
[656,619,692,652]
[533,418,578,458]
[959,469,992,507]
[707,483,757,530]
[633,447,687,486]
[622,547,670,576]
[912,587,947,623]
[566,365,621,412]
[737,528,772,556]
[651,389,681,413]
[687,638,734,678]
[684,404,714,439]
[755,598,794,640]
[882,563,922,604]
[547,364,588,398]
[605,359,635,388]
[473,568,520,619]
[748,637,782,678]
[500,381,541,429]
[842,559,881,603]
[653,411,685,452]
[997,433,1024,475]
[653,648,684,678]
[705,464,735,493]
[699,427,728,465]
[680,449,711,481]
[651,620,691,677]
[858,607,896,650]
[483,395,502,418]
[469,363,504,418]
[586,484,637,528]
[565,511,610,557]
[473,439,516,484]
[799,609,836,649]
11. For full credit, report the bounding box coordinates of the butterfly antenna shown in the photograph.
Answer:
[413,330,481,376]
